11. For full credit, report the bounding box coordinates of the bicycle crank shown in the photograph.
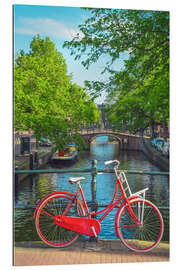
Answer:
[54,216,101,237]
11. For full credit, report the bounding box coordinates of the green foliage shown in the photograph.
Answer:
[14,35,100,149]
[64,9,169,133]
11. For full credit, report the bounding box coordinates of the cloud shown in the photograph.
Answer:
[15,17,83,40]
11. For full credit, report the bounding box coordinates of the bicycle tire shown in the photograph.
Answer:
[35,192,85,247]
[116,199,164,252]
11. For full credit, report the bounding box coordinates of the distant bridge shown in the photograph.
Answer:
[80,129,144,151]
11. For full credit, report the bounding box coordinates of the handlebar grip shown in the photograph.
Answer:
[104,160,114,165]
[104,160,120,166]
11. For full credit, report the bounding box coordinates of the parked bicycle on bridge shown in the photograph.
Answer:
[34,160,164,252]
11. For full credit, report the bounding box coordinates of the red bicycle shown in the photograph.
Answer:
[34,160,164,252]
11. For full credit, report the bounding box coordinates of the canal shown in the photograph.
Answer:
[14,136,169,242]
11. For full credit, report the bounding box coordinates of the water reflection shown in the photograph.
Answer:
[14,136,169,241]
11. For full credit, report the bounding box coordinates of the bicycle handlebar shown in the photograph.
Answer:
[104,160,120,167]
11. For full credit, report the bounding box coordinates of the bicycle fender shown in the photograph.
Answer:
[33,191,75,219]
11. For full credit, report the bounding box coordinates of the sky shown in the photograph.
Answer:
[13,4,129,104]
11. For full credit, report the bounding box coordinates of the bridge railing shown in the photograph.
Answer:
[80,127,126,134]
[80,128,146,138]
[14,160,169,209]
[15,168,169,176]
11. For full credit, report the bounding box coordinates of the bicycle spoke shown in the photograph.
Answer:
[40,209,55,218]
[35,193,85,247]
[119,224,140,228]
[116,199,163,252]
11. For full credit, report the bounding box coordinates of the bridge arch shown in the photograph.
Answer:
[89,134,122,147]
[80,129,143,151]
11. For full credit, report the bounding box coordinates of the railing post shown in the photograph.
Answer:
[90,159,98,242]
[91,159,97,204]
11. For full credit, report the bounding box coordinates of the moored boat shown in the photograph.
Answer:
[51,144,78,163]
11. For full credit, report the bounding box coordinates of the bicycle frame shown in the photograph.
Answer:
[63,175,140,225]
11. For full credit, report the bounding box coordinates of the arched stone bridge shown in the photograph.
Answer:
[80,129,143,151]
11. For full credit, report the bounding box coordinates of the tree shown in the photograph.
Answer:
[106,59,169,135]
[63,9,169,135]
[14,35,100,149]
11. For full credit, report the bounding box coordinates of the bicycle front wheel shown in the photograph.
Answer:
[116,199,164,252]
[35,193,85,247]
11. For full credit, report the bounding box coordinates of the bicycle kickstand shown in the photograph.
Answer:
[91,226,97,237]
[89,226,98,242]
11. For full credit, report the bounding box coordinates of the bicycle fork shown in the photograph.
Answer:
[126,199,145,226]
[138,201,145,225]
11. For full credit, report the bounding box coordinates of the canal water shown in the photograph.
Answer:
[14,136,169,242]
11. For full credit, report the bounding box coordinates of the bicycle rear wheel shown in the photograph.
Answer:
[116,199,164,252]
[35,193,85,247]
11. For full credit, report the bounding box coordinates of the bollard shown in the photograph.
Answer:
[14,166,19,202]
[15,166,19,187]
[34,151,39,169]
[29,153,34,170]
[90,159,98,242]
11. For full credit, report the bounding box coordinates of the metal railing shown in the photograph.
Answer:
[14,159,169,209]
[15,168,169,176]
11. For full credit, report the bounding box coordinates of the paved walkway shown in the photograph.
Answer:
[14,240,169,266]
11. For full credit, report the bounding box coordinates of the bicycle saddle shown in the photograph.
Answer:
[68,177,85,184]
